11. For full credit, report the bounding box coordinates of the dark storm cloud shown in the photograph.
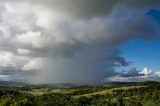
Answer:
[32,0,160,19]
[3,0,160,19]
[120,68,144,77]
[0,0,160,83]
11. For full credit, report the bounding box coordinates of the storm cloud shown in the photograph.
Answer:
[0,0,160,83]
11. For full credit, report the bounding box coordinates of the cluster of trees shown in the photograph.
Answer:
[0,81,160,106]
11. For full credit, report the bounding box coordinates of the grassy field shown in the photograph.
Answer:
[73,85,147,98]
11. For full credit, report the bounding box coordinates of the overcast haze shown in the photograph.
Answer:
[0,0,160,84]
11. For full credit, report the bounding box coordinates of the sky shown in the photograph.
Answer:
[118,9,160,72]
[0,0,160,84]
[120,39,160,71]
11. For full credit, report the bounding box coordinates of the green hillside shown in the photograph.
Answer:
[0,81,160,106]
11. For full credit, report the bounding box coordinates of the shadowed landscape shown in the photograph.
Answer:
[0,81,159,106]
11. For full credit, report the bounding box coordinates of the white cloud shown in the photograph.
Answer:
[17,48,30,55]
[139,67,153,75]
[34,6,66,30]
[16,31,43,48]
[106,67,160,82]
[155,72,160,77]
[1,2,35,32]
[0,51,29,68]
[22,58,44,71]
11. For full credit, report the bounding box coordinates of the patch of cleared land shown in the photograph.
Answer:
[73,85,147,98]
